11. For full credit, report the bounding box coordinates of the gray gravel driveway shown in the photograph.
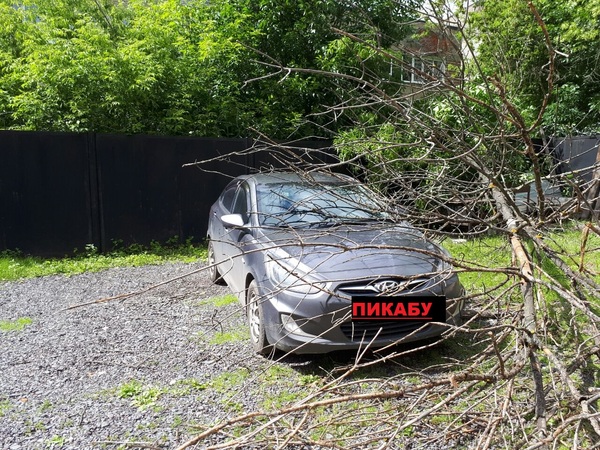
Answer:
[0,261,289,450]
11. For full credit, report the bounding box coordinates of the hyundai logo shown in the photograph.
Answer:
[373,280,405,294]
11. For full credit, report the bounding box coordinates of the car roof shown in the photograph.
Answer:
[238,171,357,187]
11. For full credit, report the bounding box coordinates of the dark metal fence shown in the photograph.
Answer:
[551,136,600,219]
[551,136,600,183]
[0,131,334,256]
[3,131,597,256]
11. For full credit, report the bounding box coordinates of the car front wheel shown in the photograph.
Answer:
[247,280,273,355]
[207,240,225,285]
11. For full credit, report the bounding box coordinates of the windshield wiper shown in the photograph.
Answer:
[305,218,370,228]
[276,220,316,229]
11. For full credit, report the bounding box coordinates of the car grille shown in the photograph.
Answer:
[338,278,431,296]
[340,320,425,341]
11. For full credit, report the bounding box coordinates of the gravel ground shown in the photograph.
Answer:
[1,261,472,450]
[0,261,287,450]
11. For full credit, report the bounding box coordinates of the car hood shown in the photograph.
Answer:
[260,223,444,279]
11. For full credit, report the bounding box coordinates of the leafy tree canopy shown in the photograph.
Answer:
[468,0,600,135]
[0,0,417,137]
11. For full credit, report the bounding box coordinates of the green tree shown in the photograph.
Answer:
[1,0,249,135]
[0,0,417,137]
[204,0,417,137]
[469,0,600,134]
[190,5,600,448]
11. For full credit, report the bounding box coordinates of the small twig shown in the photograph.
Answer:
[94,441,162,450]
[64,266,207,310]
[78,405,87,427]
[489,331,506,378]
[580,223,591,272]
[87,359,153,370]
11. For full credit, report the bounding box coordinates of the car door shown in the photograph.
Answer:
[220,182,252,293]
[209,181,238,266]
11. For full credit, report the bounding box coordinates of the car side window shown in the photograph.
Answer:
[220,184,238,212]
[232,185,250,223]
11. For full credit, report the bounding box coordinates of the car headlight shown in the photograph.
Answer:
[434,244,454,272]
[265,251,327,295]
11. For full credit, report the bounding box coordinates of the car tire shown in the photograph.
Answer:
[207,240,225,285]
[247,280,273,355]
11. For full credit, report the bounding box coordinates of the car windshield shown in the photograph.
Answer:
[257,181,390,227]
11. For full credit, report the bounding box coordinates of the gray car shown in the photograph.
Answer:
[207,172,464,355]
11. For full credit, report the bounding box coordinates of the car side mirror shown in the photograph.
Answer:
[221,213,246,228]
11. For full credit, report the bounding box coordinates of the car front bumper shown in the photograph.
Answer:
[258,275,465,354]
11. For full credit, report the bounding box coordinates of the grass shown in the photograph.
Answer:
[45,435,66,447]
[444,223,600,295]
[0,399,11,417]
[0,239,207,281]
[169,378,208,396]
[196,294,246,344]
[258,364,318,410]
[209,328,250,345]
[444,234,513,294]
[439,224,600,448]
[117,379,164,411]
[200,294,238,307]
[209,368,250,394]
[0,317,33,333]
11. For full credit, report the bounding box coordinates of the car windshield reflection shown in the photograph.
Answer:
[257,182,389,227]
